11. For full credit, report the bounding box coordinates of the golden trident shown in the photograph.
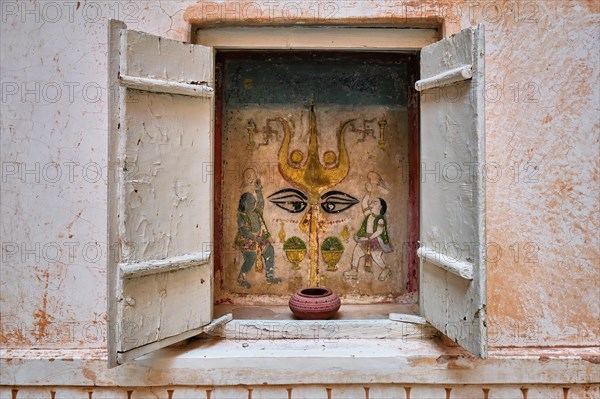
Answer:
[277,105,353,286]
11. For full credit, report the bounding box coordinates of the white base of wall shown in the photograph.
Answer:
[1,338,598,388]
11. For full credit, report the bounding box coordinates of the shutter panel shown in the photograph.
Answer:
[416,25,487,357]
[107,21,227,367]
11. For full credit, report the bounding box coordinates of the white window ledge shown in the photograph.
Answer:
[1,338,598,386]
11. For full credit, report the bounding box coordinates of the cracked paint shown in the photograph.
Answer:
[32,269,54,342]
[0,0,597,358]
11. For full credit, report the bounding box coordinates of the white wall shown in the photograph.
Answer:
[1,0,599,350]
[0,0,198,349]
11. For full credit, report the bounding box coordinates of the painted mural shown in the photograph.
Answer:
[234,179,282,288]
[344,175,393,282]
[217,52,410,302]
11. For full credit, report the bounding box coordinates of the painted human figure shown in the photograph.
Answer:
[234,179,282,289]
[343,183,392,281]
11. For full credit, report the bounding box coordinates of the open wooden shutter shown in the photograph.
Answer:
[416,25,487,357]
[107,20,226,367]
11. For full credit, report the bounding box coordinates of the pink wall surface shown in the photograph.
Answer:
[1,0,598,349]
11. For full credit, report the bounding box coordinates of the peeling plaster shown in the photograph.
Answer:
[0,0,598,351]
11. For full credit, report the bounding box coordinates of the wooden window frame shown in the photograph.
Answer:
[107,22,486,364]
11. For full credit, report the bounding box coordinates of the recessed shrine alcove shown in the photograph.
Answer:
[214,51,419,318]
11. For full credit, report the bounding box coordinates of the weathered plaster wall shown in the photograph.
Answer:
[1,0,598,352]
[0,0,201,349]
[481,1,600,348]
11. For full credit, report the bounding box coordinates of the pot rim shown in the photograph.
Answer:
[296,287,333,298]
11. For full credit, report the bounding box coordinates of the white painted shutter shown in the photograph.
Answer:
[416,25,487,357]
[107,21,226,367]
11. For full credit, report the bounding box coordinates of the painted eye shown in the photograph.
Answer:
[320,191,359,214]
[268,189,308,213]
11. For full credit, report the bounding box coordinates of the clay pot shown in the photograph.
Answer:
[289,287,341,320]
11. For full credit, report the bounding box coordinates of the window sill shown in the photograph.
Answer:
[1,339,598,386]
[214,303,418,320]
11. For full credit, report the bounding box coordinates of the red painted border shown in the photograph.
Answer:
[214,55,224,290]
[406,53,420,293]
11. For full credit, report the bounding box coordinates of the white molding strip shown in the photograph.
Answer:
[120,251,211,279]
[417,246,474,280]
[415,64,472,91]
[213,319,438,340]
[119,75,214,97]
[196,26,439,50]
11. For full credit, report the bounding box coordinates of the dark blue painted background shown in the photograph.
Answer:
[223,53,408,107]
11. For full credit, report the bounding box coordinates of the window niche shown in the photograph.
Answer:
[213,51,420,318]
[108,22,487,365]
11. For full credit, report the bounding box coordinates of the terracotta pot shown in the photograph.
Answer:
[289,287,341,320]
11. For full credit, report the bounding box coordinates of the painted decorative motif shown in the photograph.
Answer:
[246,119,257,152]
[268,188,309,214]
[278,222,286,243]
[274,105,360,286]
[277,106,351,201]
[320,191,359,214]
[321,236,344,272]
[344,173,393,281]
[283,236,307,270]
[234,179,282,289]
[377,118,387,149]
[218,52,409,300]
[340,225,350,242]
